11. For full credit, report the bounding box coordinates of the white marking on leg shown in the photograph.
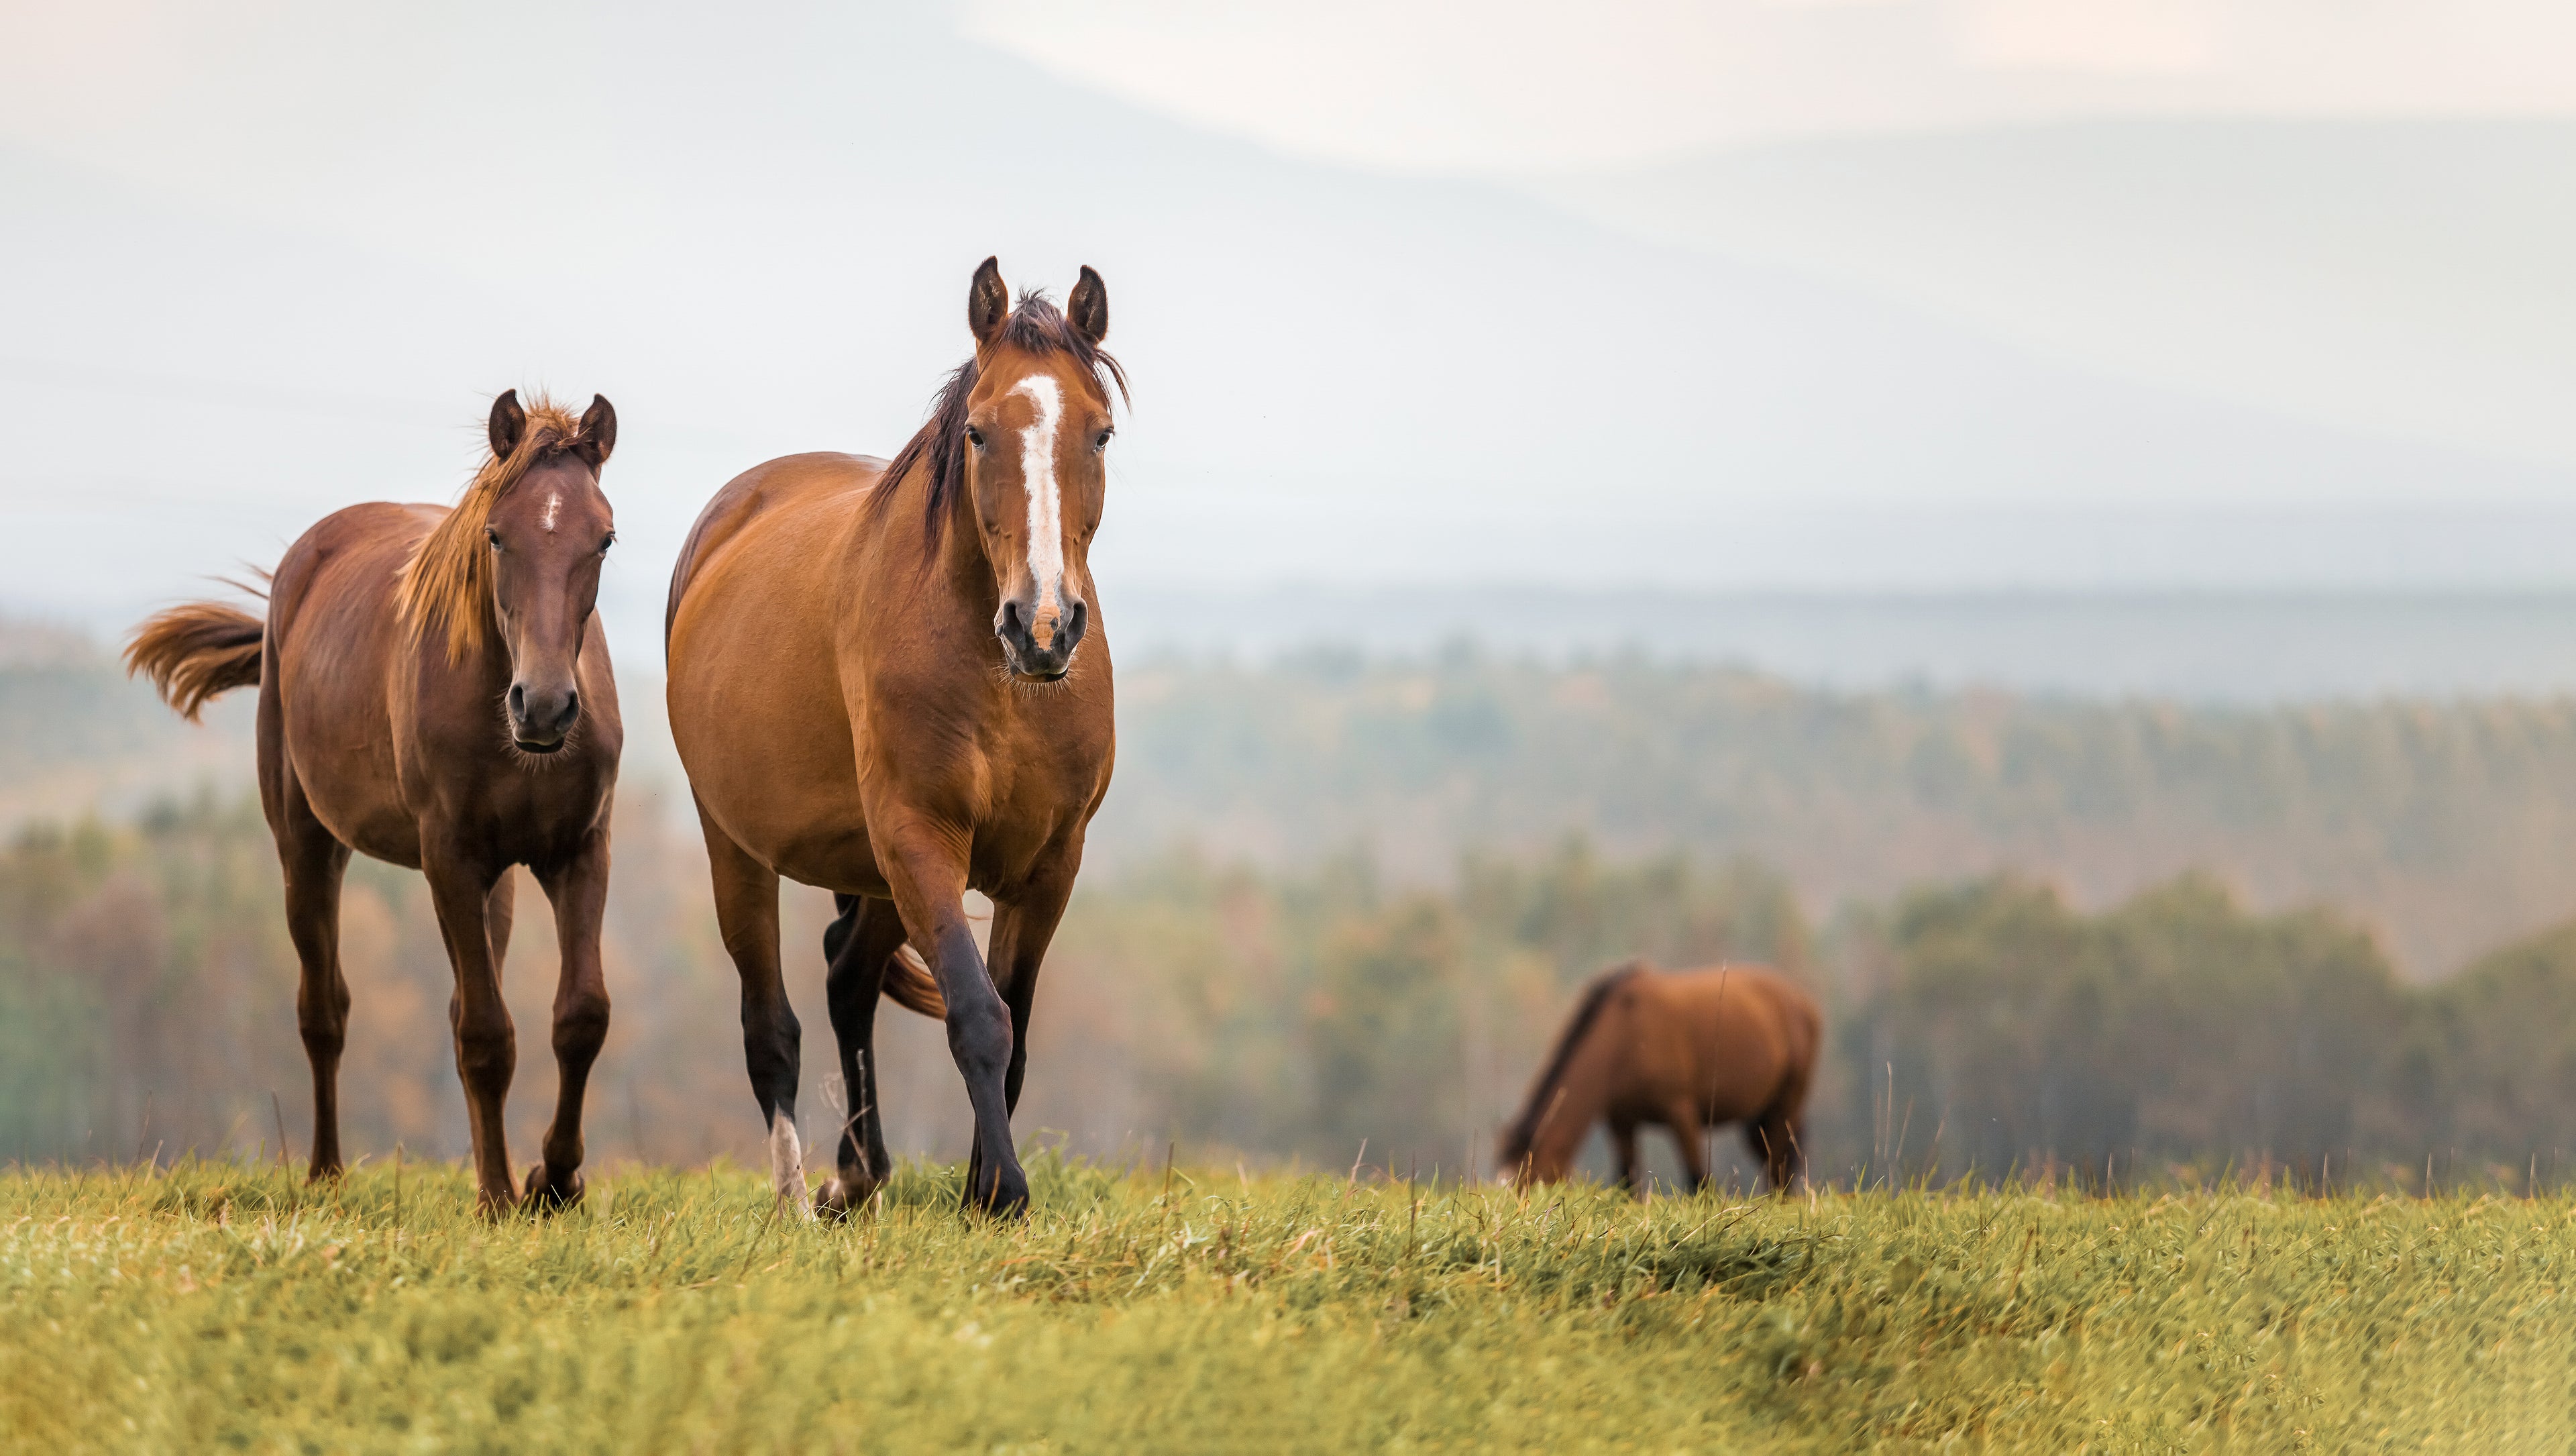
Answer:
[1009,374,1065,645]
[769,1108,814,1220]
[539,490,561,533]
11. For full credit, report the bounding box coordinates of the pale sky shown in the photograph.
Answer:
[961,0,2576,172]
[5,0,2576,620]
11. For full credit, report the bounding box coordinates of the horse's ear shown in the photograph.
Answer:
[968,256,1009,350]
[574,394,616,469]
[488,388,527,460]
[1068,266,1108,346]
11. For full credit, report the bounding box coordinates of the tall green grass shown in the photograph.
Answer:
[3,1156,2569,1451]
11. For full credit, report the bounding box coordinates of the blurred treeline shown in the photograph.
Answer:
[1110,654,2576,978]
[36,646,2576,976]
[9,791,2576,1192]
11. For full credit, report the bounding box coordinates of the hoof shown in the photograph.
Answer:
[815,1173,883,1221]
[522,1163,584,1214]
[961,1164,1030,1219]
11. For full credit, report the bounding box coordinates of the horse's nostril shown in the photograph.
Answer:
[508,684,526,719]
[997,601,1022,639]
[1065,600,1088,648]
[561,690,579,724]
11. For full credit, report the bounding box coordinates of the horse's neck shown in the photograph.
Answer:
[860,472,1009,664]
[1548,1039,1617,1165]
[1515,1026,1617,1178]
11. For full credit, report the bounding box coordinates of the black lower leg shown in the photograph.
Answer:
[822,896,898,1188]
[742,992,800,1135]
[930,923,1022,1214]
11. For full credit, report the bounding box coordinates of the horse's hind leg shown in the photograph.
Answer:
[1663,1100,1711,1196]
[1750,1061,1814,1195]
[1747,1114,1805,1195]
[275,776,353,1182]
[698,803,808,1216]
[527,829,611,1210]
[1610,1118,1642,1194]
[818,893,906,1216]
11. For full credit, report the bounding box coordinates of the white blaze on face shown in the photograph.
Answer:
[769,1108,814,1220]
[1010,374,1067,645]
[540,491,561,533]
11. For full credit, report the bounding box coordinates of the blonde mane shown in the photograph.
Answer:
[398,395,590,664]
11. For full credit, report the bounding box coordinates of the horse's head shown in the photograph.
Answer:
[959,258,1120,682]
[480,389,616,752]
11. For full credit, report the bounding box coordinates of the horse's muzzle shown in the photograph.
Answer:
[508,680,580,751]
[995,596,1087,682]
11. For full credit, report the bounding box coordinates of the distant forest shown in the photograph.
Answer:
[7,794,2576,1192]
[11,647,2576,1182]
[1103,654,2576,978]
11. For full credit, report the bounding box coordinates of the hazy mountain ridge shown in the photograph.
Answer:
[1519,116,2576,472]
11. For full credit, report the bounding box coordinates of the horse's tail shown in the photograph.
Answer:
[125,601,265,722]
[824,894,951,1018]
[884,943,947,1019]
[1499,960,1646,1173]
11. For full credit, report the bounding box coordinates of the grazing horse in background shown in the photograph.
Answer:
[1500,961,1821,1195]
[126,391,623,1215]
[665,258,1123,1218]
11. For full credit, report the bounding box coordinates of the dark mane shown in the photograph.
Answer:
[866,290,1129,556]
[1500,961,1648,1164]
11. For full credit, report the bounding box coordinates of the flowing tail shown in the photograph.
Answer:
[125,602,265,721]
[824,894,950,1018]
[885,943,947,1019]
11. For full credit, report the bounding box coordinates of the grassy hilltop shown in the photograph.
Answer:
[3,1159,2570,1453]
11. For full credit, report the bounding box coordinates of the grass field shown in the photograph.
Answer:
[3,1157,2571,1452]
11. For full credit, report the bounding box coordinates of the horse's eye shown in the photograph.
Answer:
[485,528,501,551]
[600,532,616,556]
[965,426,987,450]
[1094,429,1114,452]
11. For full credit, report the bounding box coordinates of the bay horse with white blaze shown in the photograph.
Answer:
[665,258,1123,1217]
[126,391,623,1215]
[1500,961,1821,1195]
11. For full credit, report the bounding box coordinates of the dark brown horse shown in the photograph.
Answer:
[127,391,623,1215]
[665,259,1122,1217]
[1499,961,1821,1195]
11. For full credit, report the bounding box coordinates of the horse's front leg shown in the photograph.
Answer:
[878,823,1025,1216]
[423,839,518,1216]
[528,827,611,1210]
[963,876,1073,1200]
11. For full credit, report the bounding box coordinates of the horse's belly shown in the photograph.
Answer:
[272,626,417,865]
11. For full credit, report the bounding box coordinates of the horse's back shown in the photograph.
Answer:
[1654,966,1821,1110]
[665,452,885,650]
